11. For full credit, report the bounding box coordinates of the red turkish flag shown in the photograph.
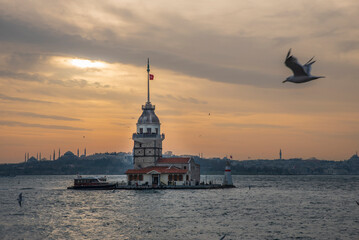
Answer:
[149,74,154,80]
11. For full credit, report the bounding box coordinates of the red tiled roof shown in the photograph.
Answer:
[125,166,187,174]
[157,157,190,164]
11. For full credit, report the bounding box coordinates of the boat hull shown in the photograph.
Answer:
[67,184,116,190]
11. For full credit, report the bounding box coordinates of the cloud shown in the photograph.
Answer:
[338,41,359,52]
[0,11,282,88]
[0,69,111,88]
[3,52,51,71]
[0,70,44,82]
[0,93,53,104]
[156,94,207,104]
[0,120,89,131]
[48,78,111,88]
[0,111,81,121]
[215,122,290,129]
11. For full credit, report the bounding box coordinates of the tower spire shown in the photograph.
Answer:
[147,58,150,103]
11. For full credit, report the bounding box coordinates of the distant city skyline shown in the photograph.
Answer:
[1,0,359,163]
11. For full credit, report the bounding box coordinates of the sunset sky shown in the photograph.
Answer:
[1,0,359,163]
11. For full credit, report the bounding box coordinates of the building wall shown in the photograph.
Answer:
[156,159,200,184]
[127,173,187,186]
[189,159,200,184]
[133,138,163,169]
[137,123,161,134]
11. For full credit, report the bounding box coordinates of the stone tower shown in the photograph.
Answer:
[132,59,165,169]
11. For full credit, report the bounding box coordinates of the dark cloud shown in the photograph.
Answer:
[215,123,290,129]
[338,41,359,52]
[0,69,111,88]
[0,120,89,131]
[0,70,44,82]
[156,94,207,104]
[48,78,111,88]
[0,93,53,104]
[0,14,282,88]
[4,52,51,71]
[0,110,81,121]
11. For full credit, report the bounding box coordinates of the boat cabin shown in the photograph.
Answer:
[74,176,107,186]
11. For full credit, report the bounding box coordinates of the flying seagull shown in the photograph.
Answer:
[220,235,226,240]
[17,193,23,207]
[283,49,324,83]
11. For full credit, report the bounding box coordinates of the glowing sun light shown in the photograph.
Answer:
[70,59,106,68]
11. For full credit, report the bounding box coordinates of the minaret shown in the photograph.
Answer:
[53,150,55,161]
[279,149,282,160]
[84,148,87,156]
[132,59,165,169]
[39,152,41,161]
[25,153,26,162]
[58,148,61,159]
[223,160,233,186]
[77,148,79,157]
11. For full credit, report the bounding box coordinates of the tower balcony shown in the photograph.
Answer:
[133,133,165,140]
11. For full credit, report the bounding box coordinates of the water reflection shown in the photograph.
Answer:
[0,175,358,239]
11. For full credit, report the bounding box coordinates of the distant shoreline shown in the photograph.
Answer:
[1,153,359,176]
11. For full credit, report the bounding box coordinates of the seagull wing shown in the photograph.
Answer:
[285,50,308,76]
[303,57,316,75]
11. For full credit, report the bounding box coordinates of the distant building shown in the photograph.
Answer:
[125,60,200,186]
[27,156,38,163]
[348,152,359,162]
[163,151,173,157]
[57,151,79,161]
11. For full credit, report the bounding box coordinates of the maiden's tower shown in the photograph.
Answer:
[125,59,200,186]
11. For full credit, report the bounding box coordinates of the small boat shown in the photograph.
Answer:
[67,176,116,190]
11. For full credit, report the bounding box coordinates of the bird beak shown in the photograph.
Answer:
[282,80,287,83]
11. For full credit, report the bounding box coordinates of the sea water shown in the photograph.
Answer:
[0,175,358,239]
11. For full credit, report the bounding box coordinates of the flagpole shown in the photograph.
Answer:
[147,58,150,103]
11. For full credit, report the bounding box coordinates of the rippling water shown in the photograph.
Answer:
[0,175,358,239]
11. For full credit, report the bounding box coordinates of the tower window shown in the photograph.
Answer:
[147,128,151,133]
[155,128,158,134]
[140,128,143,134]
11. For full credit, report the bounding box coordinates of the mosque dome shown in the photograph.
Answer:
[137,102,160,125]
[64,151,75,156]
